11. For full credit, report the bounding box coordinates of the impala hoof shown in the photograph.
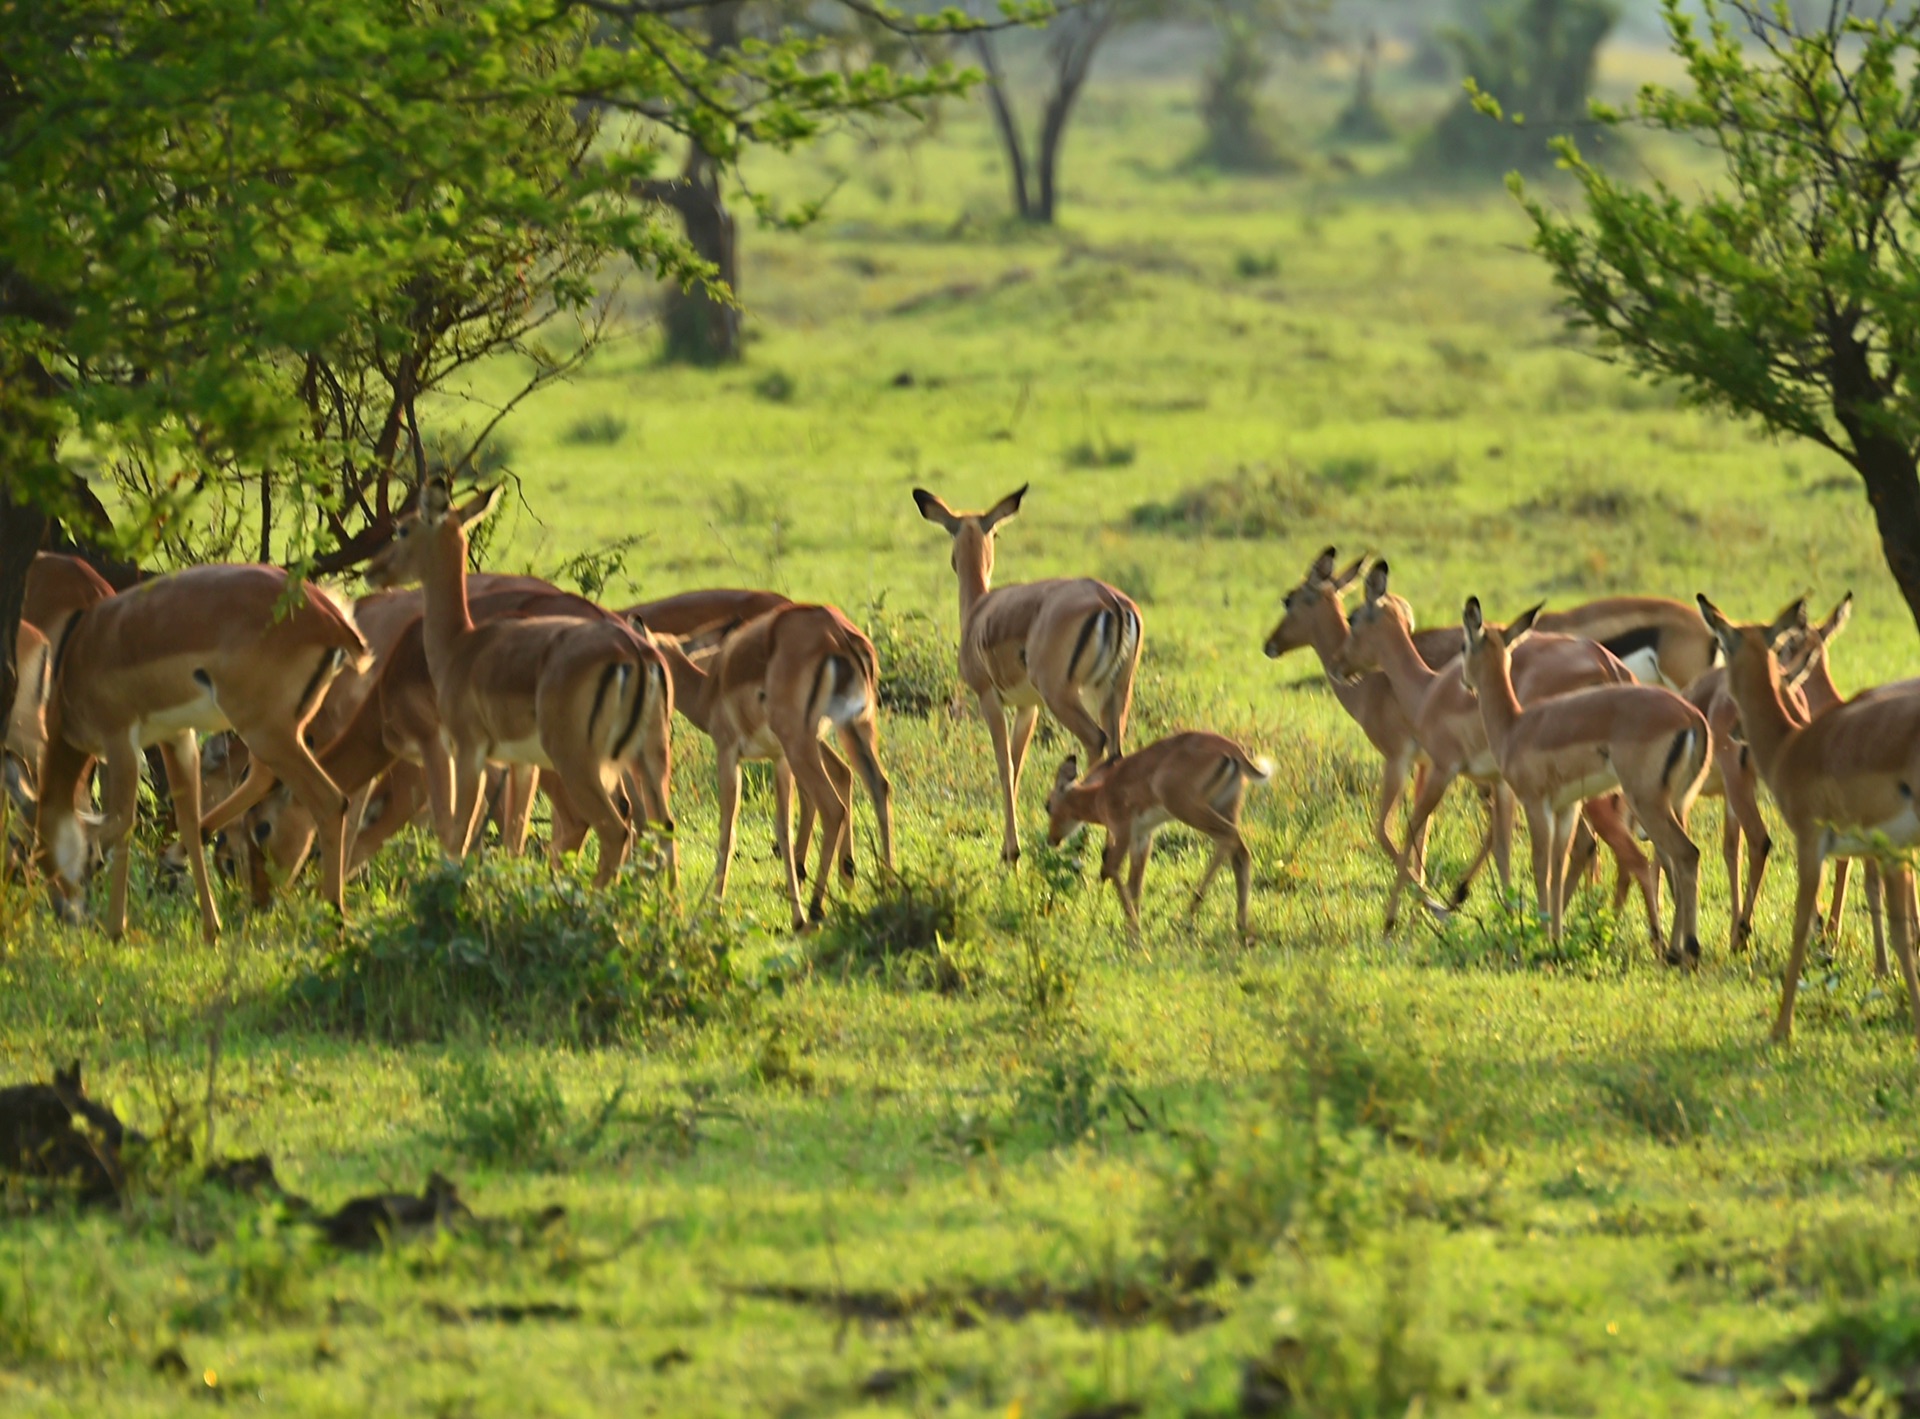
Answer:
[840,858,856,884]
[1001,847,1021,868]
[1451,880,1472,909]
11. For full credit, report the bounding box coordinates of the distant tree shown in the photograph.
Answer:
[1329,27,1396,145]
[1515,0,1920,636]
[1192,0,1325,170]
[975,0,1121,223]
[1423,0,1617,173]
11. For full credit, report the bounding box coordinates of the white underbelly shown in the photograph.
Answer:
[1549,771,1620,812]
[1617,647,1669,687]
[741,725,783,761]
[490,735,552,771]
[1132,806,1172,836]
[1000,680,1044,711]
[1822,804,1920,858]
[138,690,230,745]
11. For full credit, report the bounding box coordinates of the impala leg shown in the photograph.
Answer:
[449,747,488,861]
[839,717,894,875]
[501,766,538,855]
[1641,801,1702,965]
[1585,794,1660,948]
[1519,800,1553,931]
[159,733,221,944]
[548,759,630,890]
[978,688,1022,865]
[712,745,742,900]
[100,735,144,941]
[1726,758,1771,952]
[819,745,856,883]
[1387,764,1456,930]
[1869,861,1890,979]
[788,740,849,928]
[241,726,353,920]
[1185,804,1247,938]
[1882,863,1920,1052]
[1044,683,1110,767]
[1824,857,1851,941]
[197,756,282,839]
[1548,806,1584,943]
[1405,758,1434,885]
[772,757,804,917]
[346,766,426,875]
[1129,834,1154,912]
[1773,842,1826,1044]
[1008,703,1040,788]
[1101,832,1141,943]
[1720,799,1742,953]
[1446,781,1509,911]
[1372,749,1417,881]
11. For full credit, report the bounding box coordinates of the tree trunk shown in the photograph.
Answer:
[0,487,47,733]
[975,35,1033,220]
[1034,2,1114,225]
[1854,441,1920,641]
[646,154,741,366]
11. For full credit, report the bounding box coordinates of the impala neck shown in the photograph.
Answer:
[1368,612,1439,719]
[1729,648,1797,778]
[955,527,992,624]
[1474,636,1522,758]
[657,639,716,735]
[420,522,475,686]
[1798,649,1843,718]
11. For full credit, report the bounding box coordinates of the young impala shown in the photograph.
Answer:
[1462,598,1712,963]
[1698,595,1920,1047]
[1044,731,1272,942]
[914,485,1141,865]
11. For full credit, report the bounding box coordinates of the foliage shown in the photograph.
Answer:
[1514,0,1920,633]
[811,867,979,989]
[1129,466,1322,536]
[283,857,751,1043]
[864,595,956,718]
[422,1054,634,1170]
[560,413,631,448]
[1194,18,1299,172]
[1422,0,1617,174]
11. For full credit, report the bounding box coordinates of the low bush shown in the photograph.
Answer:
[1128,465,1321,537]
[864,595,955,718]
[559,411,629,446]
[811,868,979,991]
[282,858,751,1044]
[421,1054,637,1170]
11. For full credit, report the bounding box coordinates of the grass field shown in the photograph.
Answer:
[7,49,1920,1419]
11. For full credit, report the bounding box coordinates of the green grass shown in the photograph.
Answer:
[8,53,1920,1418]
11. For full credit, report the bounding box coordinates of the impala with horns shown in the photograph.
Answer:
[653,603,893,929]
[1697,595,1920,1047]
[913,484,1142,865]
[1462,598,1711,963]
[363,480,673,888]
[1262,548,1463,889]
[1333,562,1661,939]
[1045,731,1272,942]
[36,566,371,942]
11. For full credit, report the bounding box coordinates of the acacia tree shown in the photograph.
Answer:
[1513,0,1920,636]
[0,0,974,714]
[975,0,1119,223]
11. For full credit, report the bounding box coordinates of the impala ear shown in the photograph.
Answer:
[1363,559,1390,604]
[1696,593,1742,657]
[1055,755,1079,788]
[1507,601,1545,646]
[1309,546,1338,584]
[1333,554,1366,591]
[458,483,504,528]
[981,483,1028,532]
[1765,596,1809,652]
[912,487,961,533]
[1820,591,1854,644]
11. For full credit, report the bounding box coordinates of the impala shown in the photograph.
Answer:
[1462,598,1711,961]
[362,480,672,888]
[653,603,893,929]
[1700,596,1920,1048]
[621,589,794,655]
[37,566,371,941]
[1333,562,1660,938]
[1534,596,1720,690]
[913,485,1141,865]
[1044,731,1272,942]
[1262,548,1462,887]
[6,621,49,816]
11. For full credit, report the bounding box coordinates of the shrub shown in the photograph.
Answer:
[283,857,750,1044]
[1233,249,1281,280]
[559,411,629,446]
[1064,433,1137,469]
[1129,466,1321,538]
[753,368,797,403]
[811,868,979,991]
[422,1054,632,1169]
[864,595,954,718]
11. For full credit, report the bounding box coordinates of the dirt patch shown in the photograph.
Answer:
[738,1276,1222,1333]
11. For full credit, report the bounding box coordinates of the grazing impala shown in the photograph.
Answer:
[1333,563,1660,938]
[37,566,370,942]
[913,485,1141,865]
[652,604,893,929]
[1044,732,1272,942]
[6,621,49,815]
[1698,595,1920,1046]
[364,480,672,888]
[1262,548,1463,887]
[1461,598,1711,962]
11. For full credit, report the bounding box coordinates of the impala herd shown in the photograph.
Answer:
[4,479,1919,1050]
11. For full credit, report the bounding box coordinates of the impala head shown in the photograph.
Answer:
[1458,596,1543,696]
[1329,559,1415,682]
[1697,593,1807,678]
[1264,547,1365,659]
[1045,755,1089,844]
[363,479,503,589]
[912,484,1027,581]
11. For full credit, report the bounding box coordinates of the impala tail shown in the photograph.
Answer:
[1664,724,1709,801]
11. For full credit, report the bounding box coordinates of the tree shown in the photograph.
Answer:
[1514,0,1920,637]
[1422,0,1617,173]
[975,0,1119,223]
[0,0,973,715]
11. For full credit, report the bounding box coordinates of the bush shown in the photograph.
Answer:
[559,411,629,446]
[864,595,955,718]
[753,369,796,403]
[422,1054,633,1169]
[1129,466,1322,538]
[1063,433,1137,469]
[283,858,751,1044]
[811,868,979,991]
